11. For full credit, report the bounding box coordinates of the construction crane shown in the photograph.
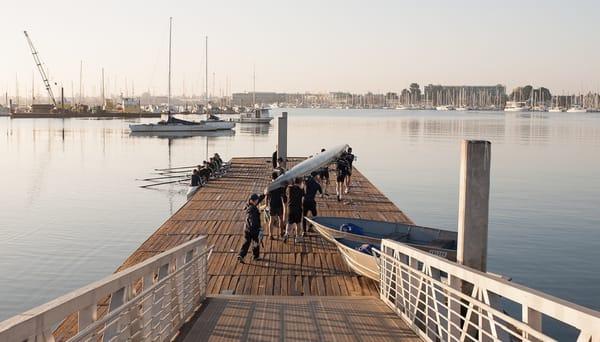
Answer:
[23,30,57,107]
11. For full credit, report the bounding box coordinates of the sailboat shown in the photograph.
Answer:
[130,18,234,133]
[234,66,273,124]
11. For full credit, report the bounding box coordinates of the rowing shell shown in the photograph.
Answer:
[267,144,348,192]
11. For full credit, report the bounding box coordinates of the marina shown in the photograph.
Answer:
[4,1,600,340]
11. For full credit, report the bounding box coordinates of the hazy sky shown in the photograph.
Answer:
[2,0,600,98]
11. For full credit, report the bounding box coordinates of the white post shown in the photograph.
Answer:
[457,140,491,272]
[277,112,288,165]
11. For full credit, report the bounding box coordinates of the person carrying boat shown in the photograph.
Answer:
[302,172,323,233]
[284,178,305,243]
[275,157,286,176]
[345,147,355,193]
[335,152,349,201]
[266,171,287,239]
[191,169,201,187]
[238,193,265,263]
[318,149,330,194]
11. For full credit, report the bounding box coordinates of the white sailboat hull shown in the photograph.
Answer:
[129,120,235,132]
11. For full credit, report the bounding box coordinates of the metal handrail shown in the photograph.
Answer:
[379,239,600,342]
[0,236,211,342]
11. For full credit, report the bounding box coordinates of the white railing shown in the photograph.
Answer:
[379,239,600,342]
[0,236,211,342]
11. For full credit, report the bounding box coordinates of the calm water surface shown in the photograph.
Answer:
[1,109,599,321]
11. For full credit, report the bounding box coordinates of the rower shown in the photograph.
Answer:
[191,169,201,187]
[345,147,355,193]
[302,172,323,233]
[335,152,349,201]
[318,148,330,194]
[274,157,286,176]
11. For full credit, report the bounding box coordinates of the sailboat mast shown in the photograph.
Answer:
[253,64,256,107]
[168,17,172,116]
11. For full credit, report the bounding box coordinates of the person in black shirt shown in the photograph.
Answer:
[190,169,201,187]
[238,193,265,263]
[345,147,355,193]
[275,157,286,176]
[302,172,323,233]
[272,149,278,169]
[318,148,330,194]
[266,171,287,239]
[335,152,349,201]
[284,178,305,243]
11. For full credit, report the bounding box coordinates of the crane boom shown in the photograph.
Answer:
[23,31,57,107]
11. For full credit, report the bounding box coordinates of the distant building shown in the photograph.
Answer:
[232,92,286,106]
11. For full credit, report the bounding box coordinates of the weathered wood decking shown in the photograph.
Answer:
[118,157,413,297]
[180,296,420,342]
[53,157,416,341]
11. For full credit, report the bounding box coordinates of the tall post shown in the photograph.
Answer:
[277,112,288,166]
[61,87,64,111]
[457,140,491,272]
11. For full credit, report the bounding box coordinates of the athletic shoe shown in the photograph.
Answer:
[283,235,288,243]
[253,257,262,261]
[237,256,245,264]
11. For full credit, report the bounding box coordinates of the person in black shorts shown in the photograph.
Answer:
[345,147,355,193]
[190,169,201,187]
[335,152,349,201]
[303,172,322,233]
[238,193,265,263]
[318,149,330,194]
[284,177,304,243]
[266,171,286,239]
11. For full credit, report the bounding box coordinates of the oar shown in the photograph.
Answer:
[139,178,190,188]
[156,169,195,175]
[137,174,190,181]
[154,165,199,171]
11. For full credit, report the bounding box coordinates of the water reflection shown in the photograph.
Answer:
[237,123,271,135]
[0,110,599,322]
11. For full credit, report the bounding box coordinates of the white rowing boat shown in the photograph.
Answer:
[267,144,348,192]
[333,238,380,281]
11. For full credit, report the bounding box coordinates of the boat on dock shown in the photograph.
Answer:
[233,107,273,124]
[306,216,457,260]
[267,144,348,191]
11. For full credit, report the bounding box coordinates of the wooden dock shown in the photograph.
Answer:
[179,296,420,342]
[118,157,413,297]
[53,157,417,341]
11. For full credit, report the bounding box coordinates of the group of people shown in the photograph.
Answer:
[190,153,226,187]
[238,146,355,263]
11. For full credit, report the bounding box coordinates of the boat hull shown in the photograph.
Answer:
[306,216,457,261]
[334,238,380,281]
[129,120,235,132]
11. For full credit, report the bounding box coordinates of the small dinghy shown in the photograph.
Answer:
[306,216,457,261]
[333,238,380,281]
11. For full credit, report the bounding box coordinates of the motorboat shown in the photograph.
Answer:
[233,107,273,124]
[308,217,457,282]
[566,105,587,113]
[333,238,380,281]
[504,101,530,112]
[306,216,457,260]
[436,105,455,111]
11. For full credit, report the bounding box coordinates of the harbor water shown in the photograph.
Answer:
[0,109,599,321]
